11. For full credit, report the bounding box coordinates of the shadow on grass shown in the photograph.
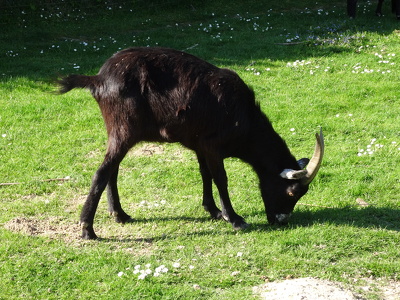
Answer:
[97,215,256,243]
[97,206,399,243]
[2,1,400,81]
[292,206,400,232]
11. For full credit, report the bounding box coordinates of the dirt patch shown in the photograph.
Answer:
[254,278,359,300]
[131,143,164,157]
[360,278,400,300]
[253,277,400,300]
[380,281,400,299]
[4,216,81,243]
[3,216,156,255]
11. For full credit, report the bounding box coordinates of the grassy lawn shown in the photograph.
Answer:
[0,0,399,299]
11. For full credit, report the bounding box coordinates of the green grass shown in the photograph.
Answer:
[0,0,399,299]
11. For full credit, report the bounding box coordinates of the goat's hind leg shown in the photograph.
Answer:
[80,160,117,239]
[107,166,133,223]
[80,148,128,239]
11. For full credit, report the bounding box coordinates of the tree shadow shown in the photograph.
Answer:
[2,1,400,81]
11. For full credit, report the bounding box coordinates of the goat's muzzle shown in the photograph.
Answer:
[268,213,292,225]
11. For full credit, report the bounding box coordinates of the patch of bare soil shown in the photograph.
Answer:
[131,143,164,157]
[254,278,359,300]
[4,216,81,244]
[3,216,156,255]
[253,277,400,300]
[380,281,400,300]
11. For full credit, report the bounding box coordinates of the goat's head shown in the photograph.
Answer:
[265,129,324,225]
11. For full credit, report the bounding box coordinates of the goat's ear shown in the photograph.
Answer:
[297,158,310,169]
[280,169,307,180]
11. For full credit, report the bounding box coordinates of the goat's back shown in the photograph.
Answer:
[60,47,265,154]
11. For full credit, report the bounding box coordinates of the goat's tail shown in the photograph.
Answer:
[58,74,98,94]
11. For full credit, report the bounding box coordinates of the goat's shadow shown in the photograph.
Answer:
[98,206,400,243]
[97,215,230,243]
[289,206,400,231]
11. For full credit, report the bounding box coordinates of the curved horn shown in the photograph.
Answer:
[302,128,324,185]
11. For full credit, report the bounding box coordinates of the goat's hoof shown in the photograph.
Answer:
[208,210,223,220]
[82,231,98,240]
[115,215,133,224]
[222,213,230,222]
[232,220,249,231]
[110,211,133,224]
[81,223,98,240]
[203,205,223,220]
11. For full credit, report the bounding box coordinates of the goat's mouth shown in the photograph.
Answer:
[267,213,292,225]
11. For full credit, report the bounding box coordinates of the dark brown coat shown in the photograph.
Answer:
[59,47,323,239]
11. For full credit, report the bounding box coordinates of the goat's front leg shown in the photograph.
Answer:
[196,154,222,219]
[107,166,132,223]
[205,156,248,230]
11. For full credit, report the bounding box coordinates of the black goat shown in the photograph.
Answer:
[58,47,324,240]
[347,0,400,19]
